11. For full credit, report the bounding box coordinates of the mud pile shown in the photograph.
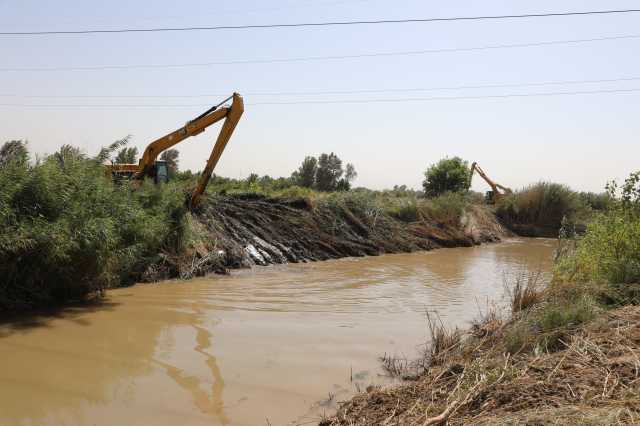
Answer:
[157,194,509,279]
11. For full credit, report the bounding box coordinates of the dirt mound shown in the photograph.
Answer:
[322,306,640,425]
[167,194,508,277]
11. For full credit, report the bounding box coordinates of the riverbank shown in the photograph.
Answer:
[143,193,510,282]
[1,172,511,312]
[322,175,640,425]
[322,303,640,425]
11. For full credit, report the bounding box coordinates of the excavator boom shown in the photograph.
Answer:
[469,162,512,203]
[190,94,244,208]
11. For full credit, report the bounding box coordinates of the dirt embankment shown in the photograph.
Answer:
[147,194,509,280]
[323,306,640,425]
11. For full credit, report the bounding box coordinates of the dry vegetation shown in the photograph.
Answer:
[323,284,640,426]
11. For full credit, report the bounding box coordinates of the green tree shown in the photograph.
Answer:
[345,163,357,183]
[160,149,179,174]
[114,147,139,164]
[291,156,318,188]
[422,157,471,197]
[315,152,343,191]
[0,140,29,168]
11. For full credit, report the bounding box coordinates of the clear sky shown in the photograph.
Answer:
[0,0,638,193]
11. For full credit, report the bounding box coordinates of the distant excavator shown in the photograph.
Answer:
[469,162,512,203]
[106,93,244,209]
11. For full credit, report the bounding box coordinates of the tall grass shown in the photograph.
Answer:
[382,192,468,226]
[0,152,188,312]
[496,182,585,235]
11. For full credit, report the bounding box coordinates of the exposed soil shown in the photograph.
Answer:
[145,194,510,280]
[322,306,640,425]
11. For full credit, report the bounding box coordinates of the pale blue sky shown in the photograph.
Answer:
[1,0,638,192]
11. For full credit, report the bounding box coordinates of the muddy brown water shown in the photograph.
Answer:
[0,238,555,426]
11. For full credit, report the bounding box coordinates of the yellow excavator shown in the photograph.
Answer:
[106,93,244,208]
[469,162,512,203]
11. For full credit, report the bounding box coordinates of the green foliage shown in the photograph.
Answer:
[386,198,419,222]
[315,152,344,191]
[496,182,584,233]
[538,296,597,332]
[0,140,29,168]
[94,135,131,163]
[578,191,612,212]
[291,156,318,188]
[114,146,139,164]
[556,172,640,295]
[501,172,640,355]
[425,192,467,226]
[0,142,188,312]
[422,157,470,197]
[160,149,179,175]
[291,153,356,192]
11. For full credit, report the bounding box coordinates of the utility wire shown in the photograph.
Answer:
[1,33,638,72]
[1,9,639,36]
[3,76,640,98]
[1,88,638,108]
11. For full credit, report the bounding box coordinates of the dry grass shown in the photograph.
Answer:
[379,353,411,378]
[504,271,545,314]
[424,311,462,367]
[322,306,640,425]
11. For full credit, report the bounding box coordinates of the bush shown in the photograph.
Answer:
[423,192,467,226]
[0,151,188,311]
[496,182,584,235]
[555,172,640,295]
[578,191,612,211]
[385,198,419,222]
[422,157,470,197]
[381,192,467,226]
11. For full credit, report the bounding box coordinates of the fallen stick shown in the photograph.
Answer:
[422,400,458,426]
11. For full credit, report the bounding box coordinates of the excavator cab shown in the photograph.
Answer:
[108,160,169,184]
[484,190,496,204]
[153,160,169,184]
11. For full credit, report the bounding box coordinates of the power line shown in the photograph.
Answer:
[3,76,640,98]
[1,33,638,72]
[1,88,638,108]
[1,9,639,36]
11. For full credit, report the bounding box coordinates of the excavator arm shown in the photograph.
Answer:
[136,93,244,180]
[469,162,512,203]
[190,93,244,208]
[106,92,244,209]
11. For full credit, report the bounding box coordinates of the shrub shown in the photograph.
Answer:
[0,150,188,311]
[555,171,640,300]
[385,198,419,222]
[538,296,597,332]
[496,182,584,234]
[423,192,467,226]
[422,157,470,197]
